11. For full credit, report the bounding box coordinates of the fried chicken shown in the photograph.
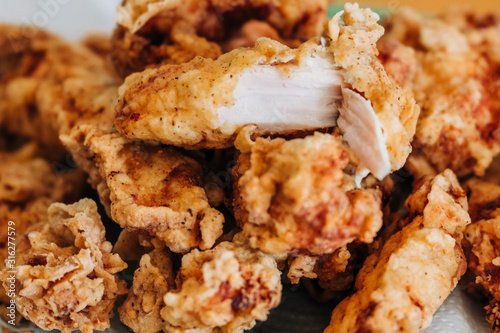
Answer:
[0,199,128,333]
[287,242,369,302]
[234,132,383,256]
[111,0,328,77]
[0,25,117,160]
[161,235,282,333]
[463,177,500,331]
[326,170,470,332]
[115,3,418,180]
[379,9,500,177]
[0,141,86,319]
[62,124,225,254]
[119,237,175,333]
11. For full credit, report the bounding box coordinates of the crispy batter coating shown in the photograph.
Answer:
[0,25,117,159]
[0,142,86,313]
[380,9,500,177]
[111,0,327,77]
[326,170,470,332]
[161,235,282,333]
[287,242,369,302]
[115,3,418,178]
[328,4,419,173]
[235,132,383,255]
[119,238,175,333]
[0,199,128,333]
[464,178,500,331]
[62,124,224,253]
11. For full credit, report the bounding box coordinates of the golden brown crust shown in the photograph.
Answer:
[0,25,116,160]
[0,199,128,333]
[380,9,500,177]
[119,238,175,333]
[0,142,86,318]
[114,4,418,179]
[464,178,500,331]
[329,4,419,172]
[111,0,327,77]
[236,132,383,255]
[161,235,282,333]
[326,170,470,332]
[62,124,225,254]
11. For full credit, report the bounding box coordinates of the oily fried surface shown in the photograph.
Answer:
[0,199,128,333]
[235,132,383,255]
[326,170,470,332]
[114,37,314,149]
[464,178,500,331]
[287,242,369,302]
[161,235,282,333]
[379,9,500,177]
[111,0,328,77]
[328,4,419,172]
[0,25,117,160]
[119,238,175,333]
[115,3,418,177]
[0,142,86,309]
[62,124,224,253]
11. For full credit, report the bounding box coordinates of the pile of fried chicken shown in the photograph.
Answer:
[1,1,500,332]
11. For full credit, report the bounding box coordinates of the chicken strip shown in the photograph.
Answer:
[326,170,470,332]
[0,199,128,333]
[234,132,383,255]
[115,3,419,180]
[161,234,282,333]
[463,178,500,331]
[379,9,500,177]
[62,124,224,253]
[119,237,175,333]
[111,0,328,77]
[0,25,117,159]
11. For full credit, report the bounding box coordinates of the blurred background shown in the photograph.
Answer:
[0,0,498,41]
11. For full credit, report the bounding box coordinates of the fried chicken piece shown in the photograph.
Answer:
[0,25,117,160]
[0,142,86,315]
[326,170,470,332]
[379,9,500,177]
[463,178,500,331]
[0,199,128,333]
[287,242,370,302]
[62,124,224,253]
[111,0,328,77]
[234,132,383,256]
[119,238,175,333]
[160,235,282,333]
[116,3,418,180]
[42,32,225,254]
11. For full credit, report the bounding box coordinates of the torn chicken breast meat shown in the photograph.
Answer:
[161,235,282,333]
[326,170,470,332]
[234,132,383,255]
[0,199,128,333]
[62,124,224,254]
[119,238,175,333]
[111,0,328,77]
[116,3,418,180]
[463,178,500,331]
[380,9,500,177]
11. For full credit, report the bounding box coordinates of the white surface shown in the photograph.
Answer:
[0,2,491,333]
[0,0,121,40]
